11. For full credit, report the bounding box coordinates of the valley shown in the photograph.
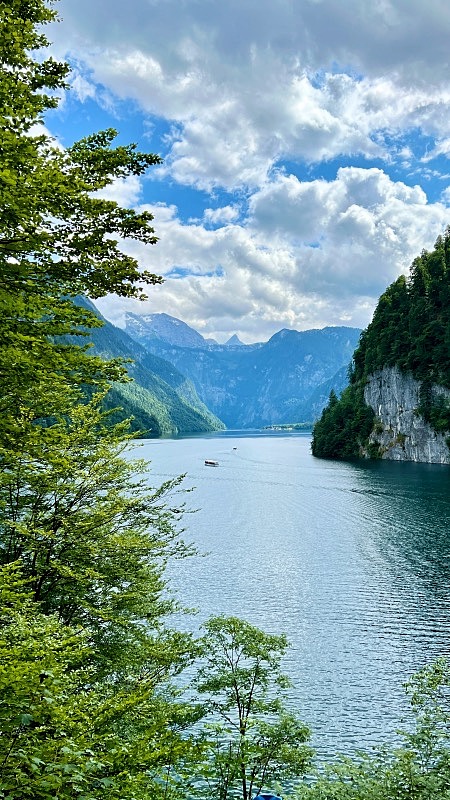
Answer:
[123,311,361,429]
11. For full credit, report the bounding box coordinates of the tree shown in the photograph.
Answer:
[0,0,164,452]
[0,559,204,800]
[194,616,312,800]
[0,2,206,797]
[312,227,450,460]
[296,660,450,800]
[0,562,98,800]
[311,383,375,459]
[0,392,195,664]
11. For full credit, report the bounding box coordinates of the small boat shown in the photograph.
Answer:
[253,795,282,800]
[204,459,219,467]
[254,795,282,800]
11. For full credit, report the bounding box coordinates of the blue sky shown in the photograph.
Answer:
[46,0,450,342]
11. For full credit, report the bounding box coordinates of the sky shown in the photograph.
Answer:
[46,0,450,343]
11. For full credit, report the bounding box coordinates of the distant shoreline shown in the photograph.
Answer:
[263,422,313,432]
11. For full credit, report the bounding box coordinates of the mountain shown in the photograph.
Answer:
[290,365,351,422]
[124,313,361,427]
[225,334,245,346]
[312,230,450,463]
[125,312,211,349]
[72,298,224,436]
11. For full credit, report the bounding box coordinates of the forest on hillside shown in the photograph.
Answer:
[312,231,450,459]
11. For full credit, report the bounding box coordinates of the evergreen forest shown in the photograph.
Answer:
[3,2,450,799]
[312,231,450,459]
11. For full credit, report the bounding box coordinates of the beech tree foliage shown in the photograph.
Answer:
[0,2,202,797]
[0,0,163,445]
[194,616,312,800]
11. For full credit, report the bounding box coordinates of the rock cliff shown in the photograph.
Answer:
[363,367,450,463]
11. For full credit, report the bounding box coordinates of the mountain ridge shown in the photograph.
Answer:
[72,298,225,436]
[124,312,361,427]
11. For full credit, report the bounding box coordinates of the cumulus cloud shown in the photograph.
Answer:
[203,205,241,225]
[55,51,450,191]
[95,174,143,207]
[47,0,450,339]
[94,168,449,342]
[55,0,450,85]
[50,1,450,191]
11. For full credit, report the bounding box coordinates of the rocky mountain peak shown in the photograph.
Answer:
[125,312,207,349]
[225,334,245,346]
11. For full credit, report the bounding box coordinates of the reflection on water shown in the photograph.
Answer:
[135,433,450,760]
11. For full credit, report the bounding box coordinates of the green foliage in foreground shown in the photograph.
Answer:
[0,390,204,798]
[313,229,450,458]
[0,0,163,457]
[192,617,312,800]
[0,561,203,800]
[295,660,450,800]
[0,393,192,658]
[0,1,202,795]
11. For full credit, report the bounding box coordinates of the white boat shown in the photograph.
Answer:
[204,459,219,467]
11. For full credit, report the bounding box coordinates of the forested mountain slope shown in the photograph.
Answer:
[73,297,224,436]
[312,230,450,462]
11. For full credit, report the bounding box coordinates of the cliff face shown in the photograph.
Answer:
[363,367,450,464]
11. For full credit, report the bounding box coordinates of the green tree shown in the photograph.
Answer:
[296,660,450,800]
[312,227,450,459]
[0,2,205,797]
[0,0,164,453]
[0,562,98,800]
[194,616,312,800]
[311,384,375,459]
[0,560,203,800]
[0,392,194,664]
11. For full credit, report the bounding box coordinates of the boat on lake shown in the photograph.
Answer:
[204,459,219,467]
[254,794,282,800]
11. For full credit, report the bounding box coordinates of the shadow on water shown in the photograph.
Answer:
[352,460,450,592]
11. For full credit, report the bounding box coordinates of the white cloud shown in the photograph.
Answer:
[423,138,450,162]
[55,49,450,191]
[70,70,98,103]
[94,168,449,342]
[54,0,450,85]
[203,205,240,225]
[95,174,143,207]
[47,1,450,339]
[50,0,450,192]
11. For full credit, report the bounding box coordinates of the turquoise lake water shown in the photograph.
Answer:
[135,431,450,760]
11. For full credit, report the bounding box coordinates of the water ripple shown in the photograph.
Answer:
[137,434,450,760]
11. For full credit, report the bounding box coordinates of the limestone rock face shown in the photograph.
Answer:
[363,367,450,463]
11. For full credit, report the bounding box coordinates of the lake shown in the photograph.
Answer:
[135,430,450,761]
